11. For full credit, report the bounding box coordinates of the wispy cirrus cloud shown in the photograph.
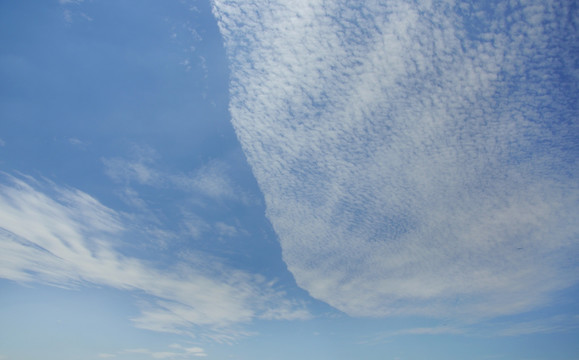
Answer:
[68,137,88,149]
[102,145,257,251]
[212,0,578,324]
[98,354,117,359]
[492,315,579,337]
[59,0,92,24]
[358,325,465,345]
[103,145,251,204]
[0,174,309,341]
[361,314,579,345]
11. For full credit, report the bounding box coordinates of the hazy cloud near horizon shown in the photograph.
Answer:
[212,0,578,319]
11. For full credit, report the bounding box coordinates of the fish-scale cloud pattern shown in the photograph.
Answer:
[212,0,578,318]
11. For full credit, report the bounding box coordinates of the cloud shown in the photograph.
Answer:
[102,145,257,252]
[98,354,117,359]
[214,222,242,239]
[151,353,180,359]
[123,349,150,354]
[390,326,465,336]
[109,344,208,359]
[59,0,92,24]
[0,174,309,340]
[212,0,579,322]
[169,344,208,357]
[359,325,465,345]
[169,9,206,74]
[360,315,579,344]
[493,315,579,337]
[180,212,212,239]
[185,161,238,201]
[103,146,162,187]
[68,137,89,150]
[103,146,247,203]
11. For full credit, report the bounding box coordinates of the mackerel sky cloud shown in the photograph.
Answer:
[212,0,578,318]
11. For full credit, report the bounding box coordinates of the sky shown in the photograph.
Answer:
[0,0,578,359]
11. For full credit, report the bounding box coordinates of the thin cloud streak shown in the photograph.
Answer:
[212,0,578,321]
[98,344,208,359]
[0,174,309,341]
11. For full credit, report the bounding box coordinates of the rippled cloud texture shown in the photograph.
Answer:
[212,0,578,319]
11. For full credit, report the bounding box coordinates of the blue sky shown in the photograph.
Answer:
[0,0,578,359]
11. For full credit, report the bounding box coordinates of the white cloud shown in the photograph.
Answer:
[214,222,239,238]
[361,314,579,344]
[212,0,579,323]
[114,344,208,359]
[123,349,150,354]
[391,326,464,336]
[181,212,211,239]
[103,146,162,187]
[103,146,246,203]
[98,354,117,359]
[359,325,465,345]
[59,0,92,24]
[151,352,180,359]
[184,347,206,356]
[0,174,309,340]
[68,137,86,147]
[102,146,256,251]
[63,9,73,23]
[185,161,237,201]
[168,344,208,357]
[493,315,579,337]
